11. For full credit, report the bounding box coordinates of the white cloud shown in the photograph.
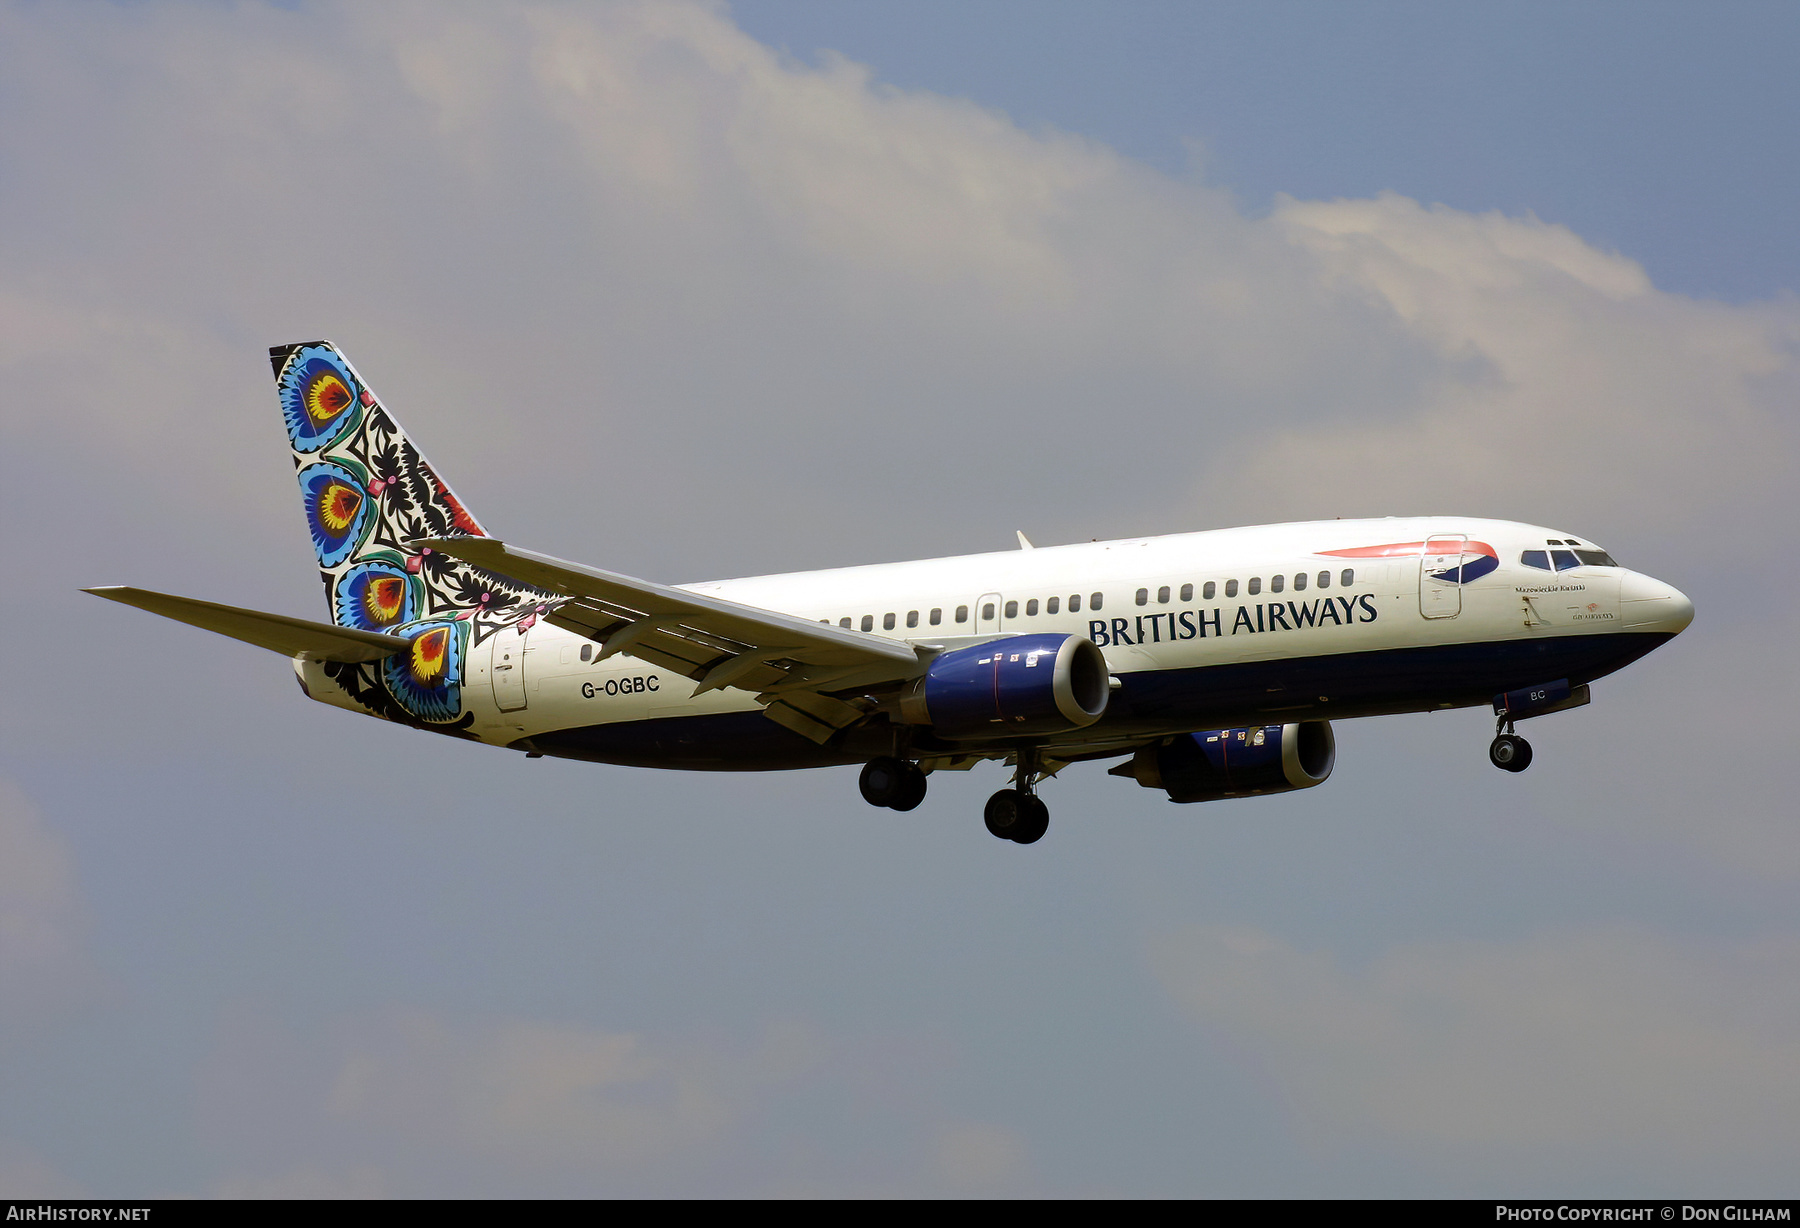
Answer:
[0,1141,86,1199]
[319,1011,745,1168]
[932,1120,1029,1190]
[0,780,97,1026]
[1210,193,1800,543]
[211,1165,387,1200]
[8,0,1790,586]
[1151,924,1800,1181]
[196,1007,800,1178]
[188,1001,1048,1195]
[194,1005,1023,1194]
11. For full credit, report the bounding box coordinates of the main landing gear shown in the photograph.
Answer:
[983,749,1050,845]
[1489,716,1533,773]
[857,750,1052,844]
[859,756,927,811]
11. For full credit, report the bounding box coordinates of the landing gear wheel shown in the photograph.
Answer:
[984,790,1023,839]
[1010,794,1049,845]
[888,762,928,812]
[1489,734,1533,772]
[983,791,1049,843]
[861,758,928,810]
[859,757,906,807]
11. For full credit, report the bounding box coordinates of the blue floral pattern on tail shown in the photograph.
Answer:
[271,341,561,728]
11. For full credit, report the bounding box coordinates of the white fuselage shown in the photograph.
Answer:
[347,516,1688,763]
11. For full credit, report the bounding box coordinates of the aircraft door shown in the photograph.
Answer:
[975,592,1003,635]
[490,625,529,711]
[1420,535,1467,619]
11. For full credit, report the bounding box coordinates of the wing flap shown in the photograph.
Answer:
[761,691,870,744]
[85,587,411,663]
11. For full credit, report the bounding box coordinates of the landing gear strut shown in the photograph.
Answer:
[1489,716,1533,773]
[984,749,1050,844]
[859,756,927,811]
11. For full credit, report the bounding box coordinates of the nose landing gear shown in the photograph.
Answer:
[1489,716,1533,773]
[983,749,1051,844]
[859,756,927,811]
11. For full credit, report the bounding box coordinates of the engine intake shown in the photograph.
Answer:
[1114,721,1336,803]
[901,633,1110,740]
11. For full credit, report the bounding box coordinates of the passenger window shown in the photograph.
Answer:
[580,643,592,662]
[1090,592,1103,611]
[983,603,996,620]
[1552,550,1580,571]
[1026,599,1038,616]
[906,610,919,628]
[1003,601,1017,619]
[1224,579,1238,598]
[1069,593,1081,613]
[1135,588,1148,606]
[1270,575,1284,593]
[1317,571,1330,589]
[861,615,873,632]
[1180,583,1193,602]
[883,612,896,630]
[1157,586,1170,604]
[839,617,851,629]
[1293,572,1307,591]
[1248,577,1262,596]
[1203,581,1216,600]
[1340,569,1354,586]
[1520,550,1550,571]
[955,605,968,623]
[930,608,942,625]
[1046,596,1060,614]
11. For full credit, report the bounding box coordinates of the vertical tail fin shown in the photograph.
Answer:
[269,341,552,646]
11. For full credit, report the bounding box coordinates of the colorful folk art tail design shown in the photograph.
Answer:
[270,341,558,726]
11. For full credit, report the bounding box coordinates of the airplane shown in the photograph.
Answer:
[87,341,1695,845]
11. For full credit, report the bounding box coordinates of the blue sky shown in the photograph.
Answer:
[0,0,1796,1197]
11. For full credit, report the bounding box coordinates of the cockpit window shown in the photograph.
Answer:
[1525,547,1618,571]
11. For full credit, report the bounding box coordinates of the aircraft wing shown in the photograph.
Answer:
[413,538,924,742]
[84,586,413,663]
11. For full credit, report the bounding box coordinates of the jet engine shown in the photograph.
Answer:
[899,633,1110,740]
[1113,721,1336,803]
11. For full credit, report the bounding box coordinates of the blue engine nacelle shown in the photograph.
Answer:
[899,633,1110,740]
[1112,721,1336,803]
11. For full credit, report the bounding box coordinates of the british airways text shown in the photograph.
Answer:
[1089,595,1377,647]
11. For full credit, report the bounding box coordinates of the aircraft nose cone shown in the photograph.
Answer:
[1619,572,1694,634]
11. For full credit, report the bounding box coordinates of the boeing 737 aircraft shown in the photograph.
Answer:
[89,342,1694,844]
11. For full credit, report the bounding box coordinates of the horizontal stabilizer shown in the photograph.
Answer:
[84,587,412,663]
